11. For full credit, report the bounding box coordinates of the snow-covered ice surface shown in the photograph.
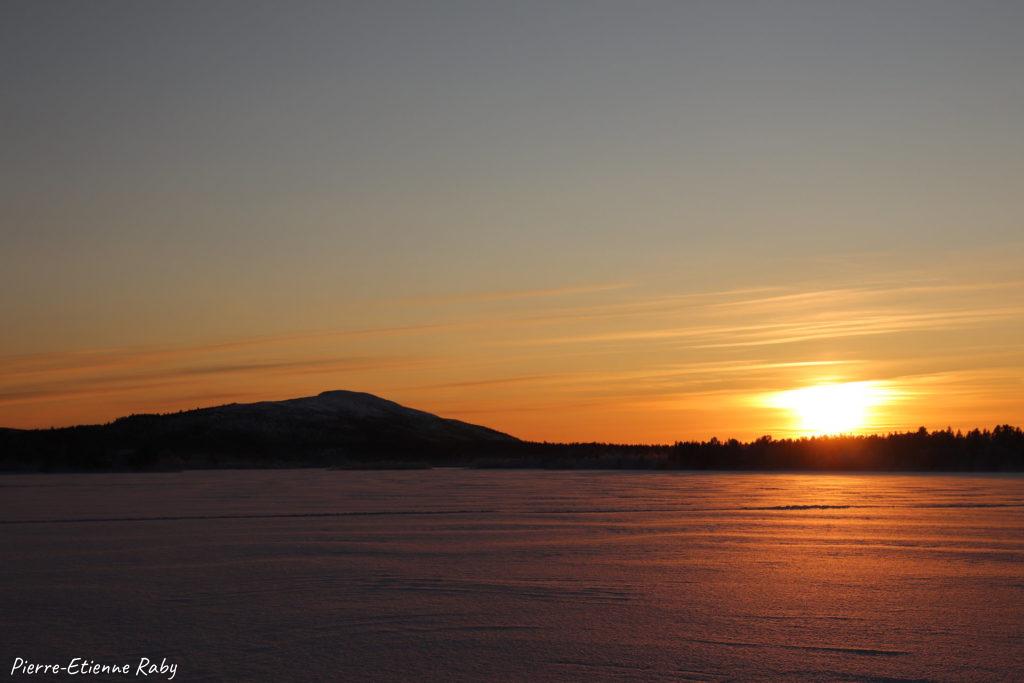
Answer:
[2,470,1023,681]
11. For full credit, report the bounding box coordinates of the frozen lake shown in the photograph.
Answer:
[2,470,1023,681]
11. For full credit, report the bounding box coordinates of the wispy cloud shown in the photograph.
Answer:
[710,279,1024,313]
[692,307,1024,349]
[0,355,429,407]
[511,305,1023,350]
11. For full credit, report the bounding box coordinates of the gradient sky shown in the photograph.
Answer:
[2,1,1023,441]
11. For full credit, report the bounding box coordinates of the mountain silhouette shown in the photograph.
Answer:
[0,390,517,471]
[127,390,517,444]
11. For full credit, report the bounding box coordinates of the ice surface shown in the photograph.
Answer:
[2,470,1023,680]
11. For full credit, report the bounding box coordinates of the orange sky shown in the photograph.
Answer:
[3,4,1023,441]
[3,253,1022,442]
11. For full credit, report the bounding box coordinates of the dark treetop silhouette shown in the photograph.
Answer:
[1,390,1021,472]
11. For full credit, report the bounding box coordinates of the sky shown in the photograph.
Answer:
[2,1,1023,441]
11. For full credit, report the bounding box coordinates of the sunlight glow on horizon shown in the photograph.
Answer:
[763,381,895,437]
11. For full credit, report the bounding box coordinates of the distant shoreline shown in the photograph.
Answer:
[3,392,1021,473]
[5,466,1024,476]
[3,427,1024,474]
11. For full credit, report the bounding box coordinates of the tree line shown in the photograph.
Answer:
[3,423,1022,472]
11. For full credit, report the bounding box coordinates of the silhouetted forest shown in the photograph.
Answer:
[482,426,1024,472]
[2,424,1023,472]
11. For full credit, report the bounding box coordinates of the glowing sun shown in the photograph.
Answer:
[766,381,891,436]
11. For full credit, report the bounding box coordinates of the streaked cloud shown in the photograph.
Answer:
[1,270,1021,440]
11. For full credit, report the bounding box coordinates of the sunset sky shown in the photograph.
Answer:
[2,1,1023,441]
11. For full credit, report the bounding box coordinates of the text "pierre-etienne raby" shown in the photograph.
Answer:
[10,657,177,680]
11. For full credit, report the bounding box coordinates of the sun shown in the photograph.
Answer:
[765,381,891,436]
